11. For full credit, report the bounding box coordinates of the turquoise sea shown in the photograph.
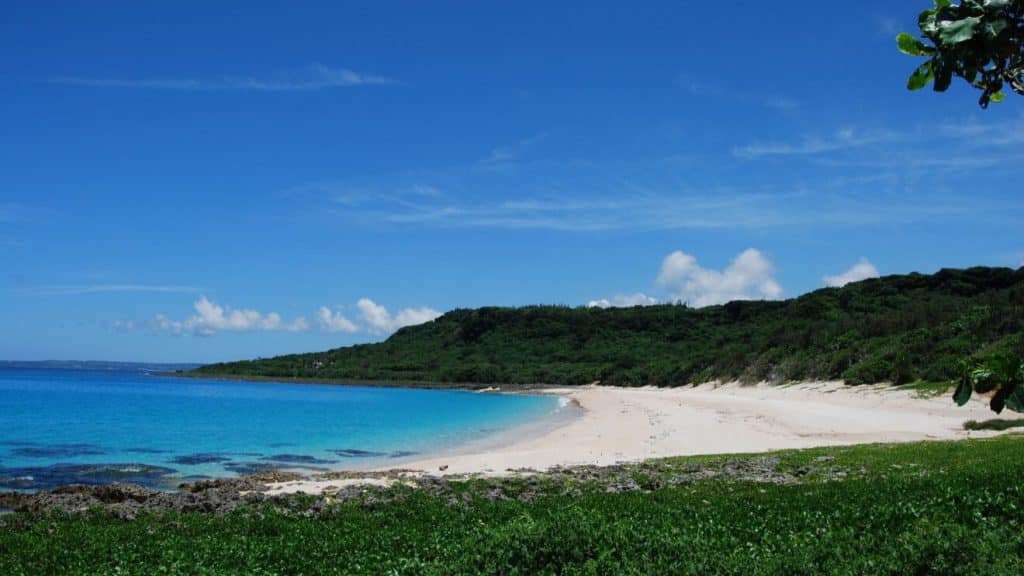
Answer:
[0,364,563,490]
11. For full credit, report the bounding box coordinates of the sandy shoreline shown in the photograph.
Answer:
[389,382,1001,476]
[265,381,1004,494]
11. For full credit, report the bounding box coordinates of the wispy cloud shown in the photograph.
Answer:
[733,127,902,158]
[46,64,397,92]
[681,76,801,111]
[763,97,801,111]
[481,147,514,164]
[876,16,900,38]
[479,132,549,165]
[939,117,1024,147]
[284,116,1019,233]
[362,188,982,232]
[27,284,202,296]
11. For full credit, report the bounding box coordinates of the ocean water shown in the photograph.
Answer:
[0,365,563,490]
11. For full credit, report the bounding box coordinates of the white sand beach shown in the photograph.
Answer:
[266,381,1007,495]
[390,382,1005,476]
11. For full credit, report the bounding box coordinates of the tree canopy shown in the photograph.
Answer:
[194,267,1024,388]
[899,0,1024,107]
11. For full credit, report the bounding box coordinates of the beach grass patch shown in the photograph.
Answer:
[964,418,1024,431]
[2,435,1023,575]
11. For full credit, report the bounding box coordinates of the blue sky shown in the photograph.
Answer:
[1,1,1021,363]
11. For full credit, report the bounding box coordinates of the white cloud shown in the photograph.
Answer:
[190,296,283,334]
[149,314,185,335]
[587,293,659,308]
[394,306,444,328]
[656,248,782,307]
[823,258,880,287]
[132,296,439,337]
[147,296,308,336]
[47,64,396,91]
[317,306,359,333]
[356,298,392,334]
[357,298,441,335]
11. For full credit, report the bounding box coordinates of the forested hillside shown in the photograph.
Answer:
[193,267,1024,387]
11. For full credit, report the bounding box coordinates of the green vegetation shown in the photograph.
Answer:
[964,417,1024,430]
[3,436,1023,575]
[899,0,1024,107]
[896,379,956,398]
[194,267,1024,387]
[954,352,1024,413]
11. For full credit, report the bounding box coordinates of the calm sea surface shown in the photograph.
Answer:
[0,366,562,490]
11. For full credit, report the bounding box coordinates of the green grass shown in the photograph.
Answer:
[896,379,955,398]
[2,436,1024,574]
[964,418,1024,431]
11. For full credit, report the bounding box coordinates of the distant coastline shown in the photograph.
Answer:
[1,360,202,373]
[170,370,556,392]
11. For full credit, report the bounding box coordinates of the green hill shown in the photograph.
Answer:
[193,267,1024,387]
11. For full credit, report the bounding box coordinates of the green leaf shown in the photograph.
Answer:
[934,0,952,7]
[938,16,982,44]
[953,380,974,406]
[987,18,1009,38]
[1005,384,1024,413]
[972,368,998,392]
[991,91,1006,103]
[920,12,940,36]
[991,385,1010,413]
[983,0,1012,8]
[908,61,934,90]
[933,60,954,91]
[897,33,933,56]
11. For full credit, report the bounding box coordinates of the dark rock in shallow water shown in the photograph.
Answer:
[223,462,281,475]
[52,482,154,503]
[0,463,176,491]
[331,449,388,458]
[168,453,233,465]
[1,481,270,515]
[7,443,106,458]
[389,450,419,459]
[259,454,337,465]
